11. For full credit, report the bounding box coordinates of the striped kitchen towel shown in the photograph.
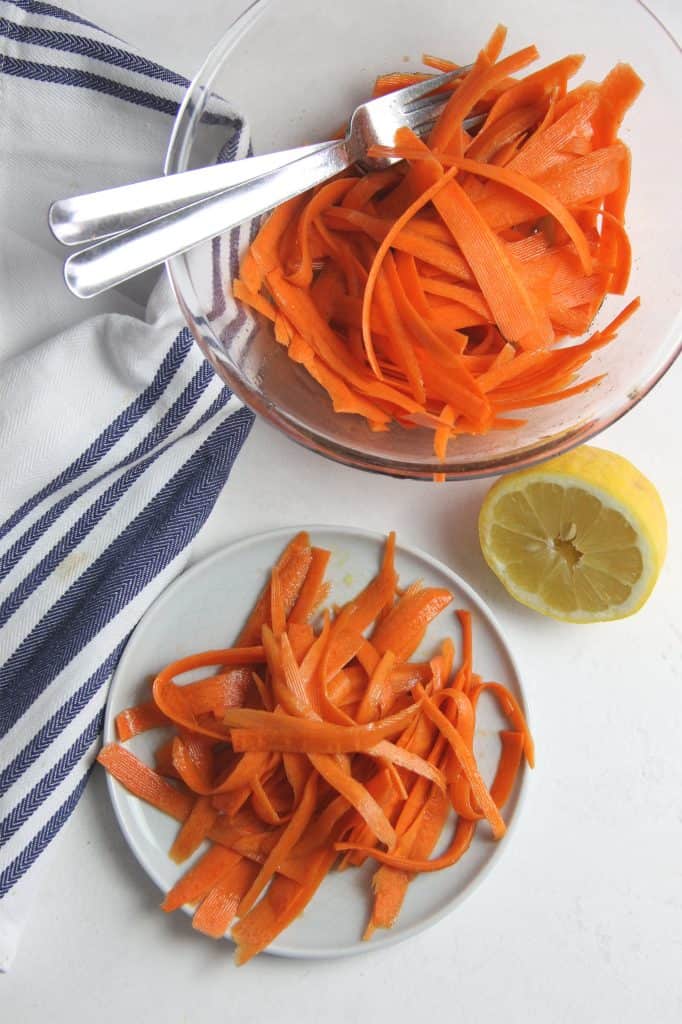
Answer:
[0,0,257,969]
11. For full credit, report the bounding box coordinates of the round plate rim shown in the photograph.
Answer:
[103,524,531,959]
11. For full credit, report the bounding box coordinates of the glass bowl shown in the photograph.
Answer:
[165,0,682,480]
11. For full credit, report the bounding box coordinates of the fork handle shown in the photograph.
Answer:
[64,139,350,299]
[49,141,335,246]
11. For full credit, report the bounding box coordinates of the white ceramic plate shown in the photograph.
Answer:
[103,525,530,958]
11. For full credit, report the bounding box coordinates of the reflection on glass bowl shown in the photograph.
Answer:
[165,0,682,480]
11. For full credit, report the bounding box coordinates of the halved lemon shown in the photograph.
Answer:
[478,446,667,623]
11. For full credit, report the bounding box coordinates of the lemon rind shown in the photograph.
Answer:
[479,472,662,623]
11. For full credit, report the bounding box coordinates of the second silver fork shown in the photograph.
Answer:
[55,68,474,299]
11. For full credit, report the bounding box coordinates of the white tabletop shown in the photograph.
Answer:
[3,2,681,1021]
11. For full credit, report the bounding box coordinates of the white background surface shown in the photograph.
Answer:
[3,1,681,1022]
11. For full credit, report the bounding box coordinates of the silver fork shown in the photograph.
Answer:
[48,141,336,247]
[57,68,474,299]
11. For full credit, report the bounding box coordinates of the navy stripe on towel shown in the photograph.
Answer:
[0,710,104,849]
[0,643,125,799]
[0,405,254,739]
[0,56,239,127]
[0,55,183,115]
[0,380,232,629]
[0,771,91,897]
[0,358,217,584]
[0,329,192,544]
[3,0,111,35]
[0,18,189,87]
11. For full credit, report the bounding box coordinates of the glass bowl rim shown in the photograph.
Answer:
[163,0,682,481]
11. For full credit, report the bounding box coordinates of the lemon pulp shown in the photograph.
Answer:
[478,447,667,623]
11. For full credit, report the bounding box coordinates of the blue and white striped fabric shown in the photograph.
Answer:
[0,0,256,968]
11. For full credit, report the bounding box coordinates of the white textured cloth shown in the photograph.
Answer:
[0,0,255,969]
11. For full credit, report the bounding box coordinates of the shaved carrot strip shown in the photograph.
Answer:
[476,144,628,231]
[337,815,477,873]
[467,104,542,162]
[483,55,585,131]
[309,753,396,848]
[420,278,492,317]
[115,699,169,742]
[97,744,194,820]
[325,205,453,247]
[161,845,241,912]
[249,194,307,276]
[230,701,421,755]
[387,131,593,275]
[453,610,473,691]
[482,24,508,63]
[415,685,505,838]
[429,46,539,153]
[286,622,315,662]
[369,740,447,791]
[299,610,331,684]
[211,786,251,819]
[172,736,266,796]
[282,751,309,806]
[238,771,318,916]
[269,565,286,638]
[181,669,252,717]
[277,630,314,712]
[371,585,453,662]
[287,331,393,428]
[356,651,396,724]
[364,784,450,936]
[251,774,286,826]
[169,795,217,863]
[374,265,426,402]
[322,532,397,681]
[232,848,337,965]
[220,834,287,877]
[323,206,476,282]
[289,795,350,858]
[384,255,487,423]
[431,173,553,350]
[470,681,535,766]
[490,731,525,807]
[421,55,457,73]
[342,168,402,211]
[372,71,435,97]
[192,858,260,938]
[597,295,640,341]
[233,279,277,321]
[362,165,463,370]
[267,269,422,412]
[591,63,644,147]
[507,91,599,178]
[492,373,605,410]
[287,178,356,288]
[596,156,633,293]
[393,249,431,319]
[238,532,312,645]
[433,404,455,461]
[289,547,331,624]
